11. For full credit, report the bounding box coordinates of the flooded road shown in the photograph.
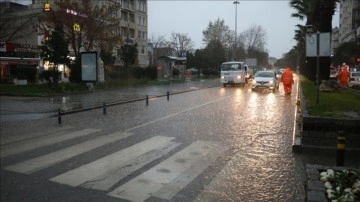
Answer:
[1,78,308,201]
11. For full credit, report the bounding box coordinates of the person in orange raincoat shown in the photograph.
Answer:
[281,67,294,95]
[338,66,350,87]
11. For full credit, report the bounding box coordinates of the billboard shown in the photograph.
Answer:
[81,51,97,82]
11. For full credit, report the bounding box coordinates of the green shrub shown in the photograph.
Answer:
[202,69,219,77]
[108,71,123,80]
[132,67,145,79]
[173,68,180,76]
[145,66,157,80]
[39,70,62,83]
[14,66,38,83]
[69,57,81,82]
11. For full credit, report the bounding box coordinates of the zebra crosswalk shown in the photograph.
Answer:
[1,127,230,202]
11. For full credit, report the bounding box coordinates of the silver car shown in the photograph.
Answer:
[251,70,279,92]
[349,71,360,88]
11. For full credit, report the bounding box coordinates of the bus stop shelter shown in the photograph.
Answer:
[156,56,186,81]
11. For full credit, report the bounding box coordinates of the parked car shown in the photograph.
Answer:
[348,71,360,88]
[251,70,279,92]
[330,69,338,80]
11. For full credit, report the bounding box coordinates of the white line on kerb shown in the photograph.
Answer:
[125,95,233,132]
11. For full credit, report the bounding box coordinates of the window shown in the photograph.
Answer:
[121,11,128,21]
[129,13,135,23]
[137,1,146,12]
[137,16,146,26]
[141,45,145,54]
[137,31,146,39]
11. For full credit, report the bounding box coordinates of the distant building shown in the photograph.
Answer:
[339,0,360,44]
[151,47,177,66]
[331,27,340,55]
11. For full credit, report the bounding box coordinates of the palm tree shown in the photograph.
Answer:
[290,0,338,81]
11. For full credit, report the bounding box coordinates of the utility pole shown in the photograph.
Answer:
[233,0,239,61]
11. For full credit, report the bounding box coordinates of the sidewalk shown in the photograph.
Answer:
[0,79,221,122]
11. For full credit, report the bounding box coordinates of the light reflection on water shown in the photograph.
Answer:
[198,88,301,201]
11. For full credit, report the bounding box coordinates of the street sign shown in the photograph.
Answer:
[306,32,331,57]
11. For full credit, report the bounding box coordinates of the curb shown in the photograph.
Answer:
[292,77,303,153]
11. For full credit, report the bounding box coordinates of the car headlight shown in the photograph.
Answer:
[269,80,273,84]
[252,80,256,84]
[237,75,241,79]
[221,76,224,79]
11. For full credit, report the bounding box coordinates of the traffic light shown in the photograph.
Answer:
[356,57,360,64]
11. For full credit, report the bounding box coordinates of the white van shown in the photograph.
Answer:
[220,61,248,87]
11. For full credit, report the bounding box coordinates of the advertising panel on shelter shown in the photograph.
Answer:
[81,51,98,82]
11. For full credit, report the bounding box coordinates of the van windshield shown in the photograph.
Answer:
[221,63,242,71]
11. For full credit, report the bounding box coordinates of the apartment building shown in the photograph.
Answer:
[1,0,148,82]
[119,0,148,67]
[339,0,360,44]
[0,2,42,82]
[331,27,340,55]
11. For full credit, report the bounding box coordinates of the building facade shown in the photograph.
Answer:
[0,0,149,82]
[331,26,340,55]
[339,0,360,44]
[0,2,42,83]
[117,0,148,67]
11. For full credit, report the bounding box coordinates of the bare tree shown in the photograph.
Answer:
[166,32,194,56]
[0,1,40,42]
[239,24,267,57]
[148,33,167,48]
[36,0,122,58]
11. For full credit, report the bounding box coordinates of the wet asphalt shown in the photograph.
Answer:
[1,78,359,202]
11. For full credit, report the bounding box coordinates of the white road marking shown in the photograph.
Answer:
[5,131,133,174]
[125,95,232,132]
[107,140,229,202]
[1,125,73,146]
[81,140,180,191]
[1,128,101,158]
[50,136,178,190]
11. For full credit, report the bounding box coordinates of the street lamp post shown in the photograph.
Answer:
[233,0,239,61]
[316,31,320,104]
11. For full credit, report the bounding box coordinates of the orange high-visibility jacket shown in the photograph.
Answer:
[281,69,294,85]
[339,69,349,81]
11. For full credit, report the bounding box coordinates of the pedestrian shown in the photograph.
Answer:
[281,67,294,95]
[338,66,350,88]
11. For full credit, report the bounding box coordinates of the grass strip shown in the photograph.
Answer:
[301,79,360,118]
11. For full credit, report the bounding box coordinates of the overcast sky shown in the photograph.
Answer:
[148,0,340,59]
[11,0,340,59]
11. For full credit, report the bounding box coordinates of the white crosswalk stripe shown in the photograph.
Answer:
[50,136,180,191]
[3,128,230,201]
[1,125,73,146]
[4,131,133,174]
[1,128,101,158]
[107,140,229,202]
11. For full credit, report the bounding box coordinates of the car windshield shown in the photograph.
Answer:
[255,71,274,77]
[221,63,242,71]
[351,72,360,77]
